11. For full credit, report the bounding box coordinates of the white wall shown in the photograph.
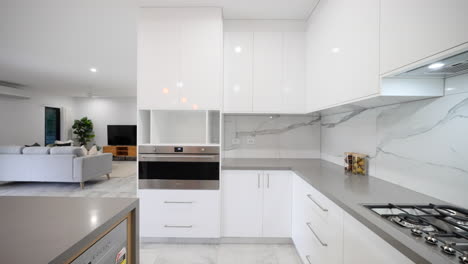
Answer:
[73,97,136,146]
[0,93,74,145]
[0,94,136,147]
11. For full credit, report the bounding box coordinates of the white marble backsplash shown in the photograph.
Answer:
[224,114,321,159]
[321,73,468,207]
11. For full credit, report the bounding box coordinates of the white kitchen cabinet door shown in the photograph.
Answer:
[343,212,414,264]
[306,0,380,112]
[221,170,263,237]
[180,8,222,110]
[138,8,222,110]
[282,32,306,113]
[380,0,468,75]
[138,8,181,110]
[253,32,283,112]
[262,171,292,237]
[223,32,254,112]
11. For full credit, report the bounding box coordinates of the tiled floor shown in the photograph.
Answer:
[0,161,136,197]
[140,243,302,264]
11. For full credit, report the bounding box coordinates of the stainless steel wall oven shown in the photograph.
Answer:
[138,145,219,190]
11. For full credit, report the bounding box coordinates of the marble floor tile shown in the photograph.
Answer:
[140,243,301,264]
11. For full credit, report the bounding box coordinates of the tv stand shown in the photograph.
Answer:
[103,146,136,161]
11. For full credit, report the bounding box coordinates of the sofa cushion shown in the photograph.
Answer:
[22,147,51,155]
[50,146,85,157]
[0,146,24,154]
[55,140,73,146]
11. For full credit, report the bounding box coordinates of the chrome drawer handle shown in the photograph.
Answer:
[306,222,328,247]
[164,225,193,228]
[164,201,193,204]
[306,194,328,212]
[306,255,313,264]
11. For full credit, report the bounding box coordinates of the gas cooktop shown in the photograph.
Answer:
[364,203,468,263]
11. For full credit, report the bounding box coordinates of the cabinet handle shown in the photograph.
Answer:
[306,222,327,247]
[267,173,270,188]
[306,194,328,212]
[164,225,193,228]
[305,255,313,264]
[258,173,261,188]
[164,201,193,204]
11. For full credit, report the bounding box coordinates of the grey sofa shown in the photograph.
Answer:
[0,146,112,189]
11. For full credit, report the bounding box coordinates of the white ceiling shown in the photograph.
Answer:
[0,0,317,97]
[0,0,137,97]
[140,0,319,19]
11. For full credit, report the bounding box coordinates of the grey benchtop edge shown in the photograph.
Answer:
[222,158,450,264]
[51,198,139,264]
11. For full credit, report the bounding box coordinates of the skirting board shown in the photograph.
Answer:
[141,237,293,245]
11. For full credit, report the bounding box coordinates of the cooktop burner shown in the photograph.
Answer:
[364,203,468,263]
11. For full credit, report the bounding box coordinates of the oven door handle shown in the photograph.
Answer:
[139,154,219,162]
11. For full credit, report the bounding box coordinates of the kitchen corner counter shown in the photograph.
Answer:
[0,196,139,264]
[222,158,449,264]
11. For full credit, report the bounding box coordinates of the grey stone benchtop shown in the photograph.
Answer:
[0,196,138,264]
[222,158,450,264]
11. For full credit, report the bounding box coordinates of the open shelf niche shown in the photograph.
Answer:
[138,109,220,145]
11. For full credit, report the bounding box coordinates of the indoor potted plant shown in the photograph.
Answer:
[72,117,95,148]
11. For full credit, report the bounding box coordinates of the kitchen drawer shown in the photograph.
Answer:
[139,189,220,238]
[296,175,341,222]
[292,174,343,264]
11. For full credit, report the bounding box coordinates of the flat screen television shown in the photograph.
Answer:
[107,125,137,146]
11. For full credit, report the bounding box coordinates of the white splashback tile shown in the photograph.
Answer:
[223,114,320,159]
[321,73,468,207]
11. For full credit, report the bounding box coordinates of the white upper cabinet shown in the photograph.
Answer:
[138,9,181,110]
[282,32,306,113]
[380,0,468,75]
[253,32,283,112]
[306,0,380,112]
[138,8,222,110]
[223,32,254,112]
[223,29,306,114]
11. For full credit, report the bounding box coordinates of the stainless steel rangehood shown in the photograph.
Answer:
[396,50,468,78]
[319,48,468,116]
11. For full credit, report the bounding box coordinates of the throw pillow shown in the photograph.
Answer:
[81,145,88,156]
[88,145,98,155]
[25,142,41,147]
[56,143,72,146]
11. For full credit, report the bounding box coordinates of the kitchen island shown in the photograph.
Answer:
[0,196,139,264]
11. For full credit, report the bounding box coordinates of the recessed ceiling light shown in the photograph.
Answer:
[176,81,184,88]
[446,87,455,91]
[331,48,340,53]
[180,97,187,103]
[192,104,199,110]
[428,62,445,70]
[89,67,98,73]
[234,46,242,53]
[162,88,169,94]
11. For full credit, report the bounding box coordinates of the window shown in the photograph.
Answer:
[45,107,61,145]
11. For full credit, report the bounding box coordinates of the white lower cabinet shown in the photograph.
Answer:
[221,170,292,237]
[343,212,414,264]
[138,189,220,238]
[292,174,343,264]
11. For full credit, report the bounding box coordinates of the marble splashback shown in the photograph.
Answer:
[224,114,321,159]
[321,73,468,207]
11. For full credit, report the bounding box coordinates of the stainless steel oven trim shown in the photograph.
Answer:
[139,179,219,190]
